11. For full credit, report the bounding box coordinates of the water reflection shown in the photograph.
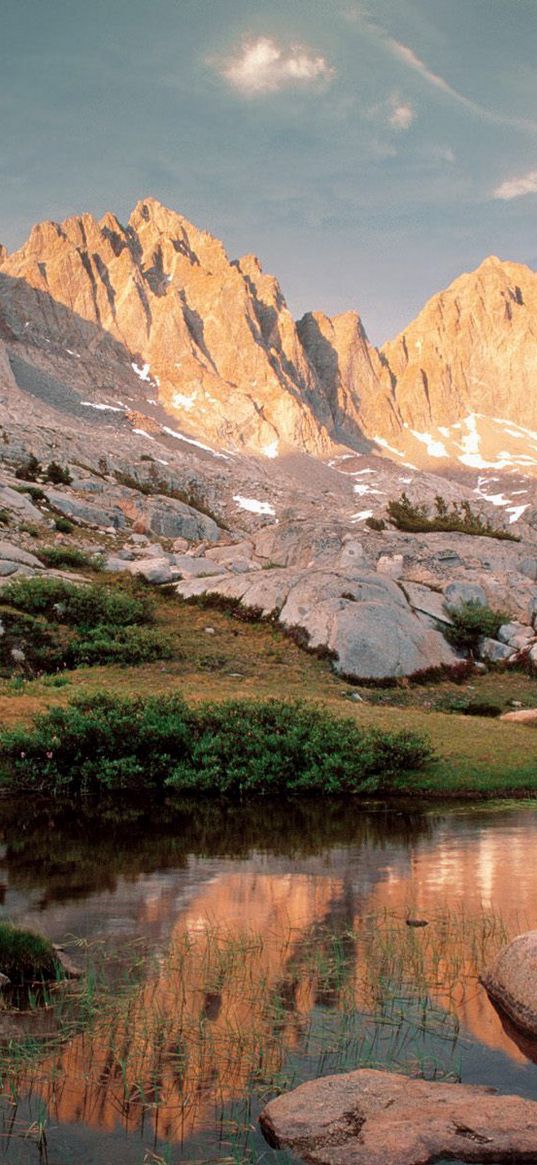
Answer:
[0,798,537,1163]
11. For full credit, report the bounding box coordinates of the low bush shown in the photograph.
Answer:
[54,516,74,534]
[365,516,386,532]
[69,625,173,667]
[0,922,59,983]
[387,493,519,541]
[15,484,47,503]
[0,692,433,798]
[0,610,66,676]
[14,455,41,482]
[45,461,72,486]
[442,600,508,653]
[2,577,154,628]
[0,509,10,526]
[38,546,103,571]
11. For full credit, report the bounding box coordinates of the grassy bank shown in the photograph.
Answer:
[0,585,536,797]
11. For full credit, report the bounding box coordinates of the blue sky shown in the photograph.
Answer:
[1,0,536,342]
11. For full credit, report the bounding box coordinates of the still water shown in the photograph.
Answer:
[0,797,536,1165]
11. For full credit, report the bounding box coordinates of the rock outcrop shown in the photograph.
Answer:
[481,931,537,1036]
[259,1068,537,1165]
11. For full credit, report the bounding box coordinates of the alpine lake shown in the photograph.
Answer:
[0,795,536,1165]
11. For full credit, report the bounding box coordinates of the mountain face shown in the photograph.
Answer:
[1,198,537,471]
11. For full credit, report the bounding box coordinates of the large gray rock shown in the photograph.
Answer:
[443,581,487,609]
[144,498,219,543]
[260,1068,537,1165]
[45,490,126,530]
[127,558,174,584]
[0,540,44,568]
[171,555,229,578]
[176,567,458,680]
[481,931,537,1037]
[497,621,535,649]
[479,637,515,663]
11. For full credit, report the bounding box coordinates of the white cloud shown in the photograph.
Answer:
[388,99,415,130]
[346,9,537,135]
[494,169,537,200]
[217,36,335,97]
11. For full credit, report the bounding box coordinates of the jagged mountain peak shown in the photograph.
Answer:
[1,199,537,470]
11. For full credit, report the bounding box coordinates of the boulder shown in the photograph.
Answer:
[0,541,44,568]
[176,567,458,680]
[171,555,229,578]
[259,1068,537,1165]
[479,637,515,663]
[403,582,452,626]
[0,561,20,577]
[443,581,487,609]
[481,931,537,1037]
[127,558,174,584]
[45,490,126,530]
[376,553,404,579]
[500,708,537,724]
[497,621,535,649]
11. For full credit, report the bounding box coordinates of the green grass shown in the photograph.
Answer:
[0,582,535,796]
[37,546,104,571]
[0,922,59,984]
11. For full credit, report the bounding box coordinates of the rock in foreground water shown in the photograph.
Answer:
[259,1068,537,1165]
[481,930,537,1036]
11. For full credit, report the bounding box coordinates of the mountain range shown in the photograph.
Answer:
[2,196,537,478]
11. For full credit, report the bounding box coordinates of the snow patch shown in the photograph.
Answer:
[410,430,448,458]
[373,436,405,457]
[132,362,152,383]
[172,391,196,411]
[233,495,275,516]
[351,509,374,522]
[132,429,156,441]
[262,440,279,459]
[161,425,229,460]
[81,401,124,413]
[507,504,529,523]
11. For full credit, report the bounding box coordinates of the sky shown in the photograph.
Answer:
[1,0,536,343]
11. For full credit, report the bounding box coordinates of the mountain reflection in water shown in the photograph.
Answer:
[0,797,536,1164]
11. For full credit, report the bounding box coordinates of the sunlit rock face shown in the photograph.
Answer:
[2,201,537,470]
[0,199,335,456]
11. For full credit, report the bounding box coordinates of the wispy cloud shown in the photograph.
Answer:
[215,36,335,97]
[494,169,537,199]
[345,11,537,135]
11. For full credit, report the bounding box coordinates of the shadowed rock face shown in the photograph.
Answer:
[259,1068,537,1165]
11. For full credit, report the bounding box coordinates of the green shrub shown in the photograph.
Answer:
[387,493,519,541]
[0,923,59,983]
[0,693,433,798]
[442,600,508,653]
[45,461,72,486]
[2,577,153,628]
[54,516,74,534]
[15,484,47,503]
[0,509,10,526]
[38,546,103,571]
[69,625,173,666]
[0,610,66,676]
[14,455,41,482]
[365,517,386,532]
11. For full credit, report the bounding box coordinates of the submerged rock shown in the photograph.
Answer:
[481,930,537,1036]
[259,1068,537,1165]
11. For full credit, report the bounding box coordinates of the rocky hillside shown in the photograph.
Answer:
[1,199,537,682]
